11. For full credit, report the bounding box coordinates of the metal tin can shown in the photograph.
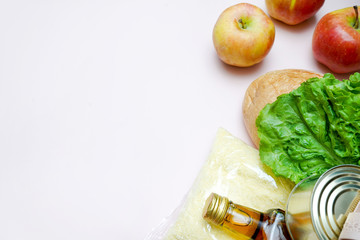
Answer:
[286,164,360,240]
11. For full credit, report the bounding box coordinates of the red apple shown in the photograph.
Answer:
[213,3,275,67]
[312,6,360,74]
[265,0,324,25]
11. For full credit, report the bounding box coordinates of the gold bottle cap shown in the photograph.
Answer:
[203,193,230,225]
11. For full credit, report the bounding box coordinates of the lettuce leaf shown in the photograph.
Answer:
[256,72,360,183]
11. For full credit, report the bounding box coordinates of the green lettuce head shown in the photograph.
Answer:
[256,72,360,183]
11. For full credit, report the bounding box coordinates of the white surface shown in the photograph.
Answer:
[0,1,357,239]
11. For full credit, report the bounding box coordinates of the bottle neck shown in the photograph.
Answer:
[203,193,263,240]
[223,202,263,240]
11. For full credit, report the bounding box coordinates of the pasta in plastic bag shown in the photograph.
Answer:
[145,128,294,240]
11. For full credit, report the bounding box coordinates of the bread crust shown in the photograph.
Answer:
[243,69,323,148]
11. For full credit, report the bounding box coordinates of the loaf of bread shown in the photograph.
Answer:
[164,128,293,240]
[242,69,323,148]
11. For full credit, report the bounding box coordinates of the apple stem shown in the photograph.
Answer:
[235,18,246,29]
[354,6,359,29]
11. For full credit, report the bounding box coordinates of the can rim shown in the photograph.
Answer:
[310,164,360,240]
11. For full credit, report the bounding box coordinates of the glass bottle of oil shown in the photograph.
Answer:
[203,193,291,240]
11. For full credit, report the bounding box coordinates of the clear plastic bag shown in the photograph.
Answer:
[145,128,294,240]
[144,200,184,240]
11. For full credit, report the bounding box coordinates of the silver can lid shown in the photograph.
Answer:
[311,164,360,240]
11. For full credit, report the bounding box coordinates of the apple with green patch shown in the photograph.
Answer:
[312,6,360,73]
[265,0,324,25]
[213,3,275,67]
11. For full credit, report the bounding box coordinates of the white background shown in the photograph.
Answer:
[0,0,358,239]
